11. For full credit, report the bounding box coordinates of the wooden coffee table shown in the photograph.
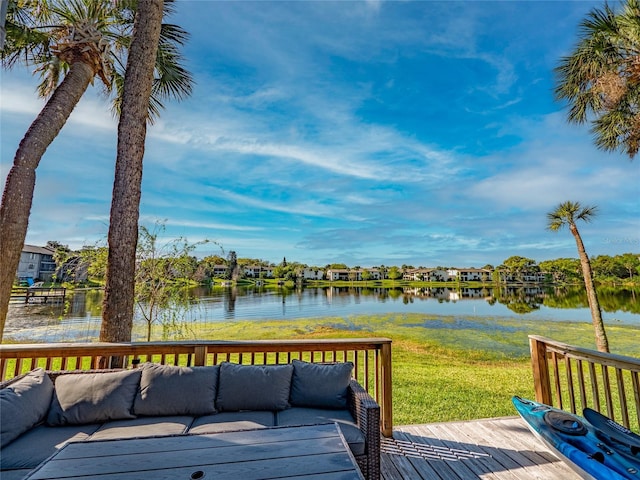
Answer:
[25,423,365,480]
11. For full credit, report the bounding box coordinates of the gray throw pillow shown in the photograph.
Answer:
[134,363,219,416]
[216,362,293,411]
[290,360,354,409]
[1,368,54,447]
[47,369,141,426]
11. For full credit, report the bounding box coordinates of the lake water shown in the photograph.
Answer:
[5,284,639,342]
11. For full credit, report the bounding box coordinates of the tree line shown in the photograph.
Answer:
[44,241,640,286]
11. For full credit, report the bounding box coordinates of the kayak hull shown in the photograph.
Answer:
[512,396,639,480]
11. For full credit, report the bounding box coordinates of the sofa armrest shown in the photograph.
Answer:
[347,379,380,479]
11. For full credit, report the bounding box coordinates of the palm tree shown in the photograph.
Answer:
[555,0,640,158]
[0,0,192,341]
[101,0,163,344]
[547,201,610,352]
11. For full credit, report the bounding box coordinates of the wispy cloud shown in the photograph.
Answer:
[2,0,636,268]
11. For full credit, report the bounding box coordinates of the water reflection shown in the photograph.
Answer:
[5,284,639,341]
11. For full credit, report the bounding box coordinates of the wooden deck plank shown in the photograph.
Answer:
[381,416,582,480]
[480,417,579,479]
[468,419,554,480]
[402,423,482,480]
[386,431,452,480]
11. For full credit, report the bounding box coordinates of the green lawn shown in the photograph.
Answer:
[165,313,640,426]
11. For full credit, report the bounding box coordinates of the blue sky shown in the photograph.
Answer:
[1,0,639,268]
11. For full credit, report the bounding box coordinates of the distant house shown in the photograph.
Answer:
[326,268,383,281]
[326,269,350,281]
[302,268,324,280]
[242,265,275,278]
[211,265,228,278]
[451,268,493,282]
[497,271,546,283]
[17,245,56,283]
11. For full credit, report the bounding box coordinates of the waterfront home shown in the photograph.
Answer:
[17,245,56,284]
[327,268,383,281]
[242,265,275,278]
[498,271,546,283]
[403,267,492,282]
[302,267,324,280]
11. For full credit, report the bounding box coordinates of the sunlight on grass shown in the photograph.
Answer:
[163,313,639,425]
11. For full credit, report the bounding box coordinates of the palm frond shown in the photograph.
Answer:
[5,0,192,117]
[555,0,640,158]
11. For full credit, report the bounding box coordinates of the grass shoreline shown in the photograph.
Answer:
[164,312,640,426]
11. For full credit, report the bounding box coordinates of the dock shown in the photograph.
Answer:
[381,416,580,479]
[10,286,66,304]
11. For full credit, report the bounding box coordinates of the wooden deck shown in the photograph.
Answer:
[380,416,581,480]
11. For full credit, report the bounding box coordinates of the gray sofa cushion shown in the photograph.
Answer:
[189,411,275,434]
[89,415,194,440]
[0,468,33,480]
[276,407,365,456]
[0,423,100,470]
[216,362,294,411]
[290,360,353,409]
[134,363,219,416]
[47,369,141,426]
[0,368,54,447]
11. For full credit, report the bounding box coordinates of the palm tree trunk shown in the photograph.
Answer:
[100,0,163,344]
[0,62,94,342]
[570,224,610,352]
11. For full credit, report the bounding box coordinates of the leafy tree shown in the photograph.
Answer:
[348,269,358,282]
[539,258,582,283]
[591,254,627,279]
[193,255,225,282]
[79,245,109,281]
[0,0,192,342]
[47,241,72,279]
[133,222,205,341]
[272,265,285,279]
[618,253,640,279]
[555,0,640,158]
[225,251,238,280]
[501,256,538,282]
[378,265,387,280]
[547,201,609,352]
[361,269,372,283]
[387,266,402,281]
[328,263,348,269]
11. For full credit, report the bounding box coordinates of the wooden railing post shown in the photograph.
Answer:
[380,341,393,437]
[529,336,552,406]
[194,346,207,366]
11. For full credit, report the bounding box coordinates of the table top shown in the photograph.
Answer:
[25,423,365,480]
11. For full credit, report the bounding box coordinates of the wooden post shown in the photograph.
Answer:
[194,346,207,366]
[380,341,393,437]
[529,336,552,405]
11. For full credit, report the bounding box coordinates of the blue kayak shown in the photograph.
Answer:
[583,407,640,462]
[512,396,640,479]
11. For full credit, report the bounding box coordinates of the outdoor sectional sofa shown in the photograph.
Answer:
[0,360,380,480]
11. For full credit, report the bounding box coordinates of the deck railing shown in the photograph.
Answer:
[0,337,394,436]
[529,335,640,431]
